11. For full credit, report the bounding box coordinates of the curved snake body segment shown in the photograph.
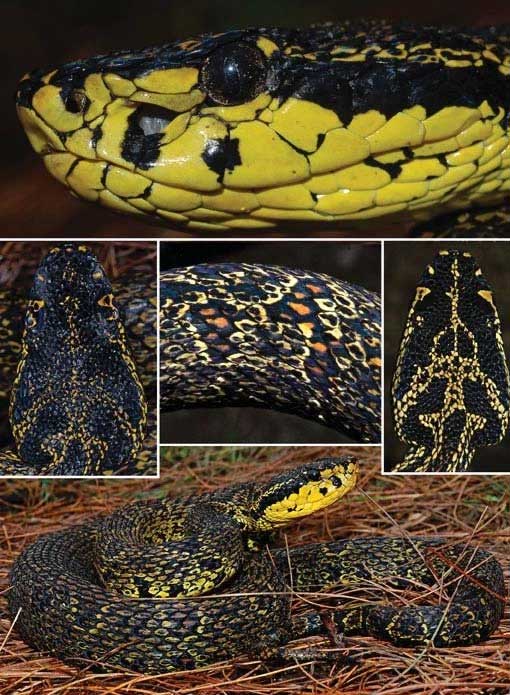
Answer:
[8,458,505,673]
[287,537,505,648]
[160,263,381,441]
[392,249,510,472]
[0,246,157,476]
[16,22,510,233]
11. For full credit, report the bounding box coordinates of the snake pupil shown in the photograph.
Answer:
[201,42,268,105]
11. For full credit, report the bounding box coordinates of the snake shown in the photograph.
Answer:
[391,248,510,472]
[159,262,381,442]
[15,21,510,235]
[0,244,157,476]
[8,455,506,673]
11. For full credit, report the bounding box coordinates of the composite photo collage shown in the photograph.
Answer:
[1,3,510,695]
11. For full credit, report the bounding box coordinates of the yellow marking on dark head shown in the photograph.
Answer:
[439,250,450,256]
[98,293,115,308]
[415,286,431,301]
[478,289,496,310]
[427,265,435,275]
[92,270,103,280]
[262,461,358,524]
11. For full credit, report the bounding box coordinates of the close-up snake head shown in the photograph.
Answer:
[10,244,147,475]
[15,23,510,231]
[392,248,510,472]
[251,456,359,530]
[24,244,119,346]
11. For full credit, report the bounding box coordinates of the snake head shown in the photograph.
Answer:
[24,243,119,348]
[250,456,359,531]
[392,248,510,472]
[16,24,510,231]
[10,244,147,475]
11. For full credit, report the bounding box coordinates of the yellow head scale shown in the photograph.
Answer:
[252,456,359,529]
[15,23,510,231]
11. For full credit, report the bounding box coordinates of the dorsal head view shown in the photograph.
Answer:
[1,2,510,694]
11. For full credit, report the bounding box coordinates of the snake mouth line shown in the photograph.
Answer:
[15,22,510,231]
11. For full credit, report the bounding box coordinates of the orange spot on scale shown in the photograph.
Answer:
[310,366,325,376]
[289,302,311,316]
[200,308,216,316]
[311,342,328,353]
[368,357,382,367]
[207,317,229,329]
[294,292,305,299]
[306,284,323,294]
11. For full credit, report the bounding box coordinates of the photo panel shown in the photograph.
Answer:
[0,239,158,477]
[384,240,510,474]
[159,240,382,444]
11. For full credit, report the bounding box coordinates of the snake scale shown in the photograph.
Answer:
[392,249,510,472]
[0,244,157,476]
[160,262,381,442]
[15,21,510,235]
[8,456,506,673]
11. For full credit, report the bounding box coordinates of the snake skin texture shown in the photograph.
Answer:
[15,22,510,234]
[160,263,381,442]
[0,245,157,476]
[8,457,505,673]
[392,249,510,472]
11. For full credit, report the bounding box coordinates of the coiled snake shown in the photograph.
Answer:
[15,22,510,235]
[8,456,506,673]
[0,244,157,476]
[160,262,381,442]
[391,249,510,472]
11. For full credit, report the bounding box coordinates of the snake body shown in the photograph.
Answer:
[0,245,157,476]
[16,22,510,234]
[392,249,510,472]
[8,457,506,673]
[160,263,381,442]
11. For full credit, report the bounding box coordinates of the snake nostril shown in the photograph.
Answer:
[135,104,174,136]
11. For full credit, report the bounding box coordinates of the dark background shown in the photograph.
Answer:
[384,240,510,474]
[160,240,381,443]
[1,1,509,236]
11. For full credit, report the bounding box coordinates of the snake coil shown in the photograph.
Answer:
[8,457,506,673]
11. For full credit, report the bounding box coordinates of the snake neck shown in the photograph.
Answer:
[394,443,475,473]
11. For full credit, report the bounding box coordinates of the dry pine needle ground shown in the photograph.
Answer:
[0,445,508,694]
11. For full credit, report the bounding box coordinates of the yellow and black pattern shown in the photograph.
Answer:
[160,263,381,441]
[0,245,157,476]
[15,22,510,234]
[8,457,505,673]
[392,249,510,472]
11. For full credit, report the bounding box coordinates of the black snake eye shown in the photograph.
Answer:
[201,42,267,105]
[63,89,89,114]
